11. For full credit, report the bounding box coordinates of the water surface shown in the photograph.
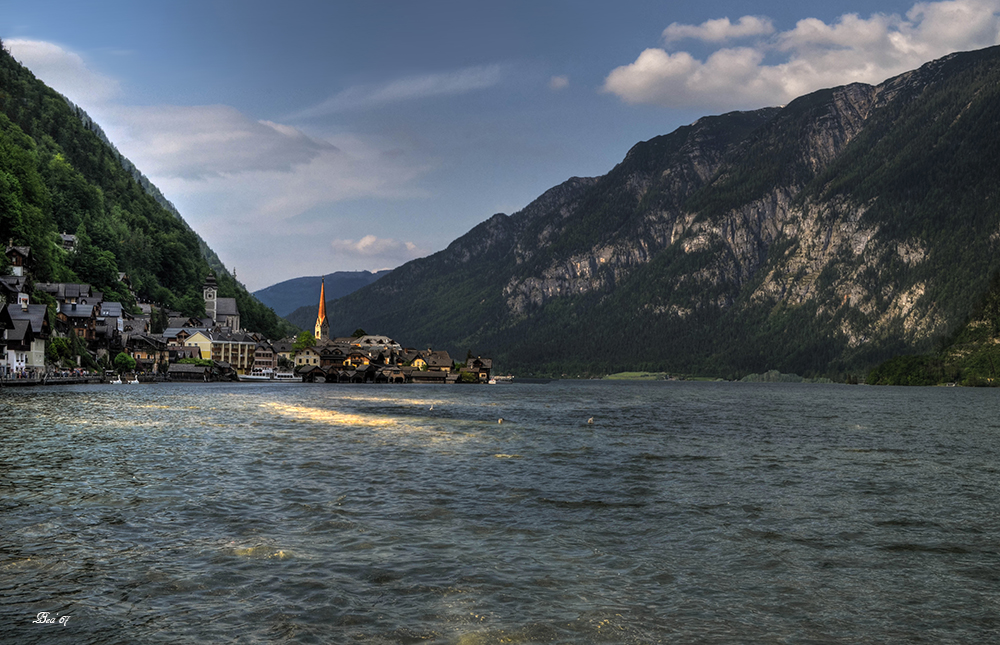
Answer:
[2,381,999,643]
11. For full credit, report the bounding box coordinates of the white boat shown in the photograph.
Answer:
[110,376,123,384]
[240,369,300,383]
[240,368,274,382]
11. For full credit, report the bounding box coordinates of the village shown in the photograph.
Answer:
[0,242,495,385]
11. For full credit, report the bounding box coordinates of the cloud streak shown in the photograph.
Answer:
[603,0,1000,109]
[289,64,505,120]
[5,39,120,104]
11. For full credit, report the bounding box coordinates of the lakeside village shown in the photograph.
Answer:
[0,243,498,386]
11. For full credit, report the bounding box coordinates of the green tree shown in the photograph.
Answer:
[113,351,136,374]
[46,336,72,366]
[293,330,316,352]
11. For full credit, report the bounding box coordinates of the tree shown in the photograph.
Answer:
[352,328,367,338]
[293,330,316,352]
[113,351,136,374]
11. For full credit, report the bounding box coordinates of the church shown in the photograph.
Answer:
[314,278,329,342]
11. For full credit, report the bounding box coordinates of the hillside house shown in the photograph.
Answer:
[5,244,30,277]
[7,303,49,372]
[58,302,99,341]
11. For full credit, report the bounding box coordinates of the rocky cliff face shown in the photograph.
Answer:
[319,45,1000,377]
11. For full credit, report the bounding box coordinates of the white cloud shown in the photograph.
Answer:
[663,16,775,43]
[107,104,337,179]
[548,75,570,90]
[331,235,423,262]
[4,38,120,104]
[604,0,1000,110]
[289,65,505,119]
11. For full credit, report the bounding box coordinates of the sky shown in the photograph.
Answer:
[3,0,1000,291]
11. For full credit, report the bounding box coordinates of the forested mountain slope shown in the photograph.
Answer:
[313,46,1000,378]
[0,40,292,338]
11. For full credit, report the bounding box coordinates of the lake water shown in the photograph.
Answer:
[1,380,999,644]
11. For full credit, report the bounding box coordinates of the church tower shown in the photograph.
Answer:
[203,273,218,323]
[314,278,329,342]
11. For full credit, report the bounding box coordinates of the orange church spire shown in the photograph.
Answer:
[315,277,329,341]
[317,278,327,323]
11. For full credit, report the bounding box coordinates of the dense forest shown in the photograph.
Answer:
[0,39,294,339]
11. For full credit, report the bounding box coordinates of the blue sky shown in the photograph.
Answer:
[3,0,999,290]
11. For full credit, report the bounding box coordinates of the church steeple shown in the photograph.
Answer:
[314,277,329,341]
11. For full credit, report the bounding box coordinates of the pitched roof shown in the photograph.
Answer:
[6,318,31,343]
[8,304,47,333]
[216,297,239,317]
[60,303,97,319]
[100,302,123,318]
[424,350,453,369]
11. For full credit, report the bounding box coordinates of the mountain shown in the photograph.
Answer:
[254,270,389,318]
[0,40,294,339]
[868,270,1000,386]
[298,46,1000,378]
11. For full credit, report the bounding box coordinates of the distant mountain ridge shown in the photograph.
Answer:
[290,45,1000,378]
[255,271,389,318]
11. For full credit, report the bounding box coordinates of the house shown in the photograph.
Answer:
[7,303,48,373]
[0,276,28,307]
[5,244,30,277]
[424,350,454,372]
[468,357,493,382]
[57,302,99,340]
[272,339,294,364]
[295,346,321,368]
[126,334,169,372]
[35,282,93,304]
[168,362,215,381]
[344,348,371,368]
[253,341,277,372]
[319,344,347,369]
[59,233,77,252]
[4,318,33,375]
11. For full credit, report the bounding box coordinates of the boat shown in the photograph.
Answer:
[489,375,514,384]
[239,368,300,383]
[110,376,122,384]
[239,368,274,382]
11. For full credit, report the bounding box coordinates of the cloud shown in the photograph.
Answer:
[603,0,1000,110]
[106,104,337,179]
[289,65,505,119]
[663,16,775,43]
[4,38,120,104]
[331,235,423,262]
[548,75,570,90]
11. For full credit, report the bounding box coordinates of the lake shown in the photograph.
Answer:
[2,380,999,643]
